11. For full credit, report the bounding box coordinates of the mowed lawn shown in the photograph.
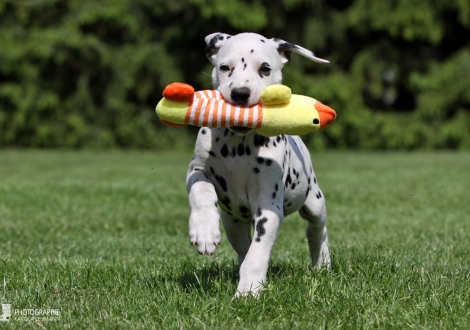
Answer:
[0,150,469,329]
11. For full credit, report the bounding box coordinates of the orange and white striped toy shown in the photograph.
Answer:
[156,82,336,136]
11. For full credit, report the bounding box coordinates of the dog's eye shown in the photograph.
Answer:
[219,65,230,72]
[259,64,271,76]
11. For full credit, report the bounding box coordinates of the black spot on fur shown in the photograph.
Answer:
[221,144,229,157]
[244,63,247,70]
[201,129,206,134]
[256,208,262,217]
[238,143,245,156]
[228,67,235,77]
[239,205,249,214]
[214,201,218,207]
[245,146,251,155]
[205,34,224,58]
[241,58,244,63]
[275,183,278,191]
[215,137,220,143]
[314,177,317,184]
[209,151,216,157]
[285,173,292,188]
[316,191,322,199]
[231,147,236,157]
[222,196,231,210]
[253,167,260,173]
[272,192,276,199]
[255,217,268,242]
[257,157,272,166]
[260,39,265,43]
[276,41,299,63]
[254,134,269,147]
[276,136,281,143]
[210,167,215,174]
[291,183,296,190]
[215,175,228,192]
[251,49,254,53]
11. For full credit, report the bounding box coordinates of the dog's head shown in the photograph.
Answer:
[205,32,328,135]
[206,32,328,107]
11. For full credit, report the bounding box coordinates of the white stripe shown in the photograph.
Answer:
[195,91,205,99]
[217,101,223,127]
[196,99,209,125]
[225,105,231,127]
[207,99,216,126]
[234,106,240,126]
[250,105,258,128]
[242,107,249,126]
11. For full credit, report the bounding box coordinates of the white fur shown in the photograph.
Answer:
[187,32,330,298]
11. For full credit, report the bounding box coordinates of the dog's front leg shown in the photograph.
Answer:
[186,169,221,255]
[235,185,284,298]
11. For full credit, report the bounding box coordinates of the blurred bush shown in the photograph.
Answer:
[0,0,469,149]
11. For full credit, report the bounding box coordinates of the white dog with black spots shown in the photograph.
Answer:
[186,32,331,298]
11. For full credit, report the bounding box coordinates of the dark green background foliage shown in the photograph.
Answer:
[1,0,469,149]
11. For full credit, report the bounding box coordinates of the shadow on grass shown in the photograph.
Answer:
[176,259,240,293]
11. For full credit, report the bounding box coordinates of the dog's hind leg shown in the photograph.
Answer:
[299,185,331,269]
[220,209,252,264]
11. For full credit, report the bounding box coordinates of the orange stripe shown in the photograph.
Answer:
[229,109,235,126]
[237,107,245,125]
[221,102,228,127]
[193,101,202,126]
[202,100,211,126]
[256,106,263,128]
[247,106,254,127]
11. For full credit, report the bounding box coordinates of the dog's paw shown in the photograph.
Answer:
[232,282,263,300]
[188,212,221,256]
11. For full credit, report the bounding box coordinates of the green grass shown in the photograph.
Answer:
[0,150,469,329]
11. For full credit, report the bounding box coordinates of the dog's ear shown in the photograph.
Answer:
[270,38,329,64]
[205,33,232,63]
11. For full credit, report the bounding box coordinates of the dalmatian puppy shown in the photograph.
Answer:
[186,32,330,298]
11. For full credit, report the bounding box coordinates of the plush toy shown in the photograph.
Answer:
[155,82,336,136]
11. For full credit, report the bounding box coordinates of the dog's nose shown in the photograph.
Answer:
[231,87,251,105]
